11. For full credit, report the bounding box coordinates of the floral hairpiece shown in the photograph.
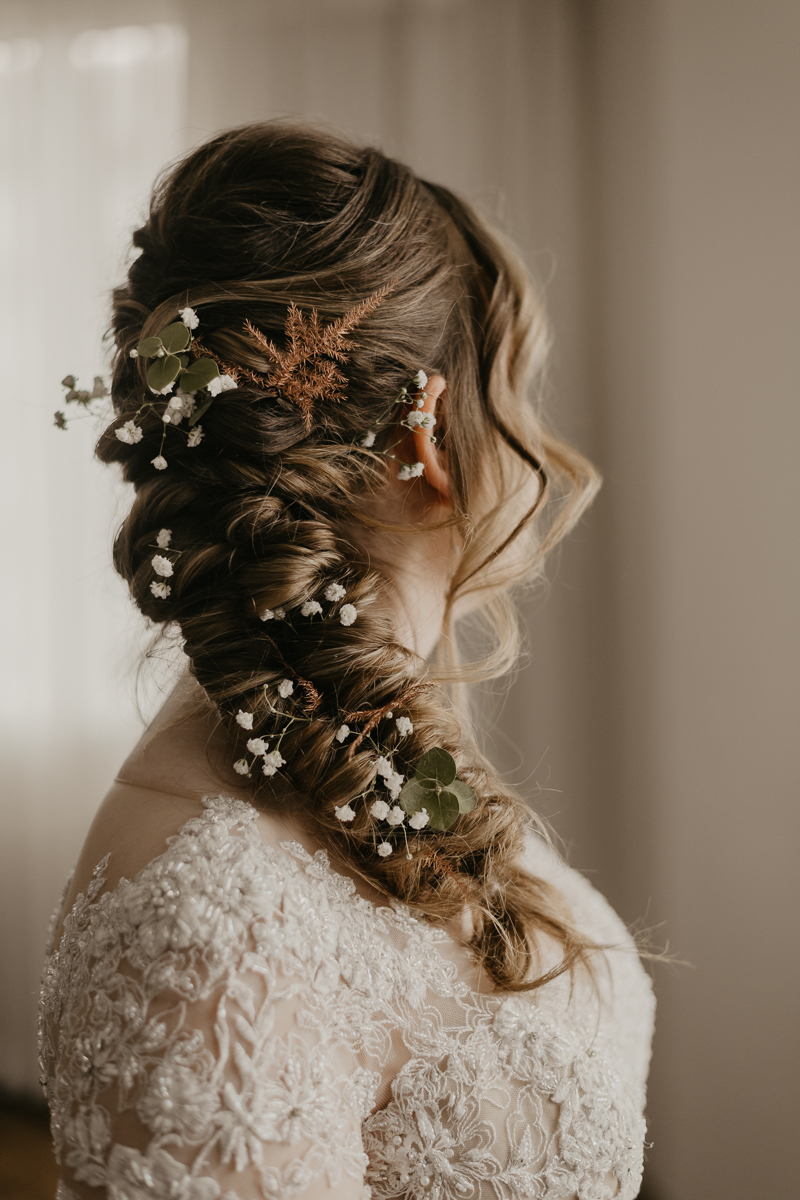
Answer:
[357,368,435,481]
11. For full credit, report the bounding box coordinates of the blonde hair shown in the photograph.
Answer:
[97,120,601,991]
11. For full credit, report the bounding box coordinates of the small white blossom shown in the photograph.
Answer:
[167,396,183,410]
[273,607,286,619]
[277,679,294,698]
[151,381,175,396]
[246,738,268,756]
[116,420,143,445]
[206,373,237,397]
[414,393,427,409]
[386,805,405,827]
[413,369,428,389]
[129,348,139,358]
[162,411,173,424]
[150,580,171,599]
[385,771,404,800]
[151,455,168,470]
[405,410,436,431]
[377,842,393,857]
[339,603,357,626]
[301,599,323,617]
[260,609,276,621]
[360,430,376,448]
[180,306,200,330]
[409,809,430,830]
[397,461,424,481]
[335,724,350,743]
[186,424,204,448]
[262,749,286,775]
[370,799,390,820]
[151,554,173,578]
[235,710,254,730]
[375,756,393,780]
[233,759,250,775]
[386,711,394,718]
[395,716,414,736]
[335,804,356,822]
[156,528,172,549]
[324,582,346,602]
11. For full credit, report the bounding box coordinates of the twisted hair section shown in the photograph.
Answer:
[97,121,601,990]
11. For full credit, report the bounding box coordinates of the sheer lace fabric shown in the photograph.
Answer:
[39,796,654,1200]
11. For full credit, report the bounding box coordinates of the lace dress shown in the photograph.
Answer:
[38,795,655,1200]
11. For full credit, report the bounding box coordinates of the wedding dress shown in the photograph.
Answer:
[39,794,654,1200]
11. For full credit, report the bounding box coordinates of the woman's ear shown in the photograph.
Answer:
[407,374,450,500]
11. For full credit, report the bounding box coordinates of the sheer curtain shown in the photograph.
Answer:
[0,9,188,1092]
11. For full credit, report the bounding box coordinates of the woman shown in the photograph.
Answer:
[40,122,654,1200]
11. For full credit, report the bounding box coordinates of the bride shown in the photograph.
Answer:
[39,121,654,1199]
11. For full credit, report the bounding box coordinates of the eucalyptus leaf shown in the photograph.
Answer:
[136,336,163,358]
[177,354,189,368]
[187,394,215,428]
[147,355,182,392]
[158,321,191,354]
[180,356,219,393]
[448,779,478,814]
[398,779,434,814]
[415,748,456,787]
[423,789,460,832]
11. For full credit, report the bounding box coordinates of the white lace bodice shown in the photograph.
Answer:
[39,795,654,1200]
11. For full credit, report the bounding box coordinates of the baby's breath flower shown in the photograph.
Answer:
[150,581,171,599]
[339,603,357,626]
[377,842,393,857]
[151,455,168,470]
[360,430,376,448]
[397,462,424,481]
[180,306,200,330]
[385,771,404,800]
[186,425,204,448]
[162,411,173,424]
[335,724,350,743]
[396,716,413,736]
[405,410,436,431]
[386,805,405,827]
[300,599,322,617]
[246,737,268,756]
[335,804,356,822]
[233,759,250,775]
[262,749,286,776]
[409,809,430,830]
[413,369,428,389]
[324,582,346,602]
[260,609,276,621]
[151,554,173,578]
[235,710,253,730]
[156,528,172,549]
[206,373,237,397]
[375,756,393,779]
[152,381,175,396]
[370,799,390,820]
[116,420,143,445]
[277,679,294,699]
[129,348,139,358]
[273,607,286,620]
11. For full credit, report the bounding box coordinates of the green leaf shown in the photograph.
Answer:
[448,778,478,814]
[177,354,189,368]
[423,789,460,832]
[415,748,456,787]
[158,321,191,354]
[187,393,215,427]
[146,354,182,393]
[179,356,219,393]
[136,336,164,358]
[398,779,434,814]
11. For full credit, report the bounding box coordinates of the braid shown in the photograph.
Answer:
[96,121,601,990]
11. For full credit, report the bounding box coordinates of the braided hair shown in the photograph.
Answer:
[96,121,600,991]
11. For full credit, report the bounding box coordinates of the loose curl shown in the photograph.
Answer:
[97,120,601,992]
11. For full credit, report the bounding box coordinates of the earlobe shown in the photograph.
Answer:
[411,374,450,501]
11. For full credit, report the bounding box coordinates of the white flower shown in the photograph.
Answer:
[386,805,405,826]
[151,381,175,396]
[375,756,393,780]
[233,759,250,776]
[360,430,376,448]
[335,724,350,743]
[235,710,254,730]
[324,582,346,602]
[206,373,237,397]
[180,306,200,330]
[339,603,357,626]
[156,528,172,548]
[301,599,322,617]
[273,607,286,619]
[151,455,168,470]
[260,609,276,621]
[396,716,413,736]
[335,804,356,822]
[129,348,139,358]
[385,771,404,800]
[262,749,285,775]
[246,738,268,756]
[413,369,428,389]
[397,461,424,480]
[409,809,430,830]
[150,581,171,599]
[162,411,173,424]
[405,410,436,431]
[187,424,204,447]
[370,799,390,820]
[115,420,143,444]
[167,395,183,410]
[151,554,173,578]
[277,679,294,698]
[377,842,393,857]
